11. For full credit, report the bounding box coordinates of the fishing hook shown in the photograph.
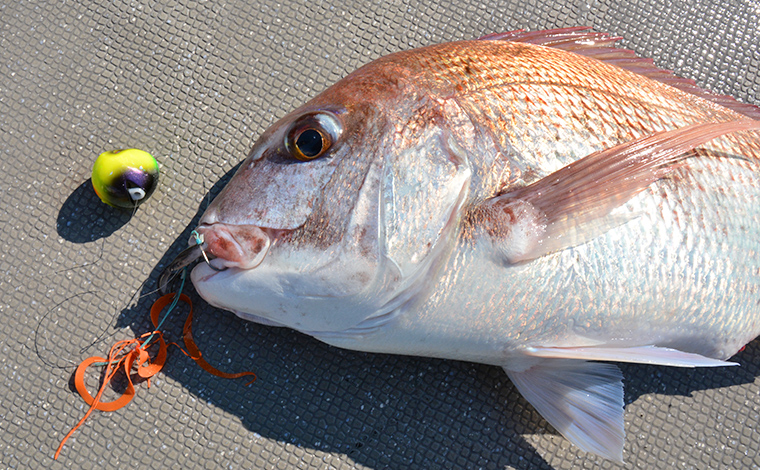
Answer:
[190,230,227,272]
[158,229,227,294]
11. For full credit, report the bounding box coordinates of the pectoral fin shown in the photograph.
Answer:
[475,120,760,263]
[504,360,625,461]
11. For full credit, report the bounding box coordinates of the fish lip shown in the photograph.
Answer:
[195,222,293,270]
[196,223,292,245]
[192,260,237,283]
[159,224,292,294]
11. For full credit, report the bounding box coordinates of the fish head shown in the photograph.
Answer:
[190,48,472,334]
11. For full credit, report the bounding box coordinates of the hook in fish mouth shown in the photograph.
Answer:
[189,230,229,272]
[158,231,227,294]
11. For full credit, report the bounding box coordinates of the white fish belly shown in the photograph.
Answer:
[319,157,760,364]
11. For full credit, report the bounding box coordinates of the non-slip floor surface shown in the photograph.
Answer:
[2,1,759,468]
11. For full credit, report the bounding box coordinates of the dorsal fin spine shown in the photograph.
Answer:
[479,27,760,120]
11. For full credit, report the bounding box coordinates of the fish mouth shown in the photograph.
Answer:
[159,223,289,293]
[194,222,273,270]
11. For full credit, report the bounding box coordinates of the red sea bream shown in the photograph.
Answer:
[177,28,760,461]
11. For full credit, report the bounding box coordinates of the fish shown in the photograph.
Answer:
[169,28,760,461]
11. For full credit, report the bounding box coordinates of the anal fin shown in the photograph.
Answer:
[504,345,737,460]
[504,360,625,462]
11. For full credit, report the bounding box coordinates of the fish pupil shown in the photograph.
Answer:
[296,129,324,157]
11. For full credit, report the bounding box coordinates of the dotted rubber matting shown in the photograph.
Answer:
[2,1,759,469]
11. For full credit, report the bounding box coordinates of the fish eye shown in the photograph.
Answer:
[294,128,327,158]
[285,112,342,162]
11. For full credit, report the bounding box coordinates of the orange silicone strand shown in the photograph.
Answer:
[152,292,255,384]
[57,292,254,459]
[55,338,138,459]
[180,295,257,385]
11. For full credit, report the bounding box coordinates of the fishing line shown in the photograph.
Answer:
[50,150,257,460]
[37,260,198,367]
[36,223,188,367]
[33,258,170,369]
[76,275,153,355]
[34,274,162,368]
[85,269,187,369]
[53,197,137,276]
[54,267,256,461]
[55,238,105,274]
[35,291,99,369]
[36,220,228,369]
[141,269,186,348]
[191,230,227,272]
[201,177,212,213]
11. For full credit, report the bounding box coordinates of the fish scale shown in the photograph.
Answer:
[168,29,760,461]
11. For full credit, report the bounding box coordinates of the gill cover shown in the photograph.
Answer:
[380,103,472,281]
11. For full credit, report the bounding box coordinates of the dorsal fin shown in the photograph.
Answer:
[479,27,760,120]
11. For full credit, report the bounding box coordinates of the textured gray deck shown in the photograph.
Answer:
[2,0,759,468]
